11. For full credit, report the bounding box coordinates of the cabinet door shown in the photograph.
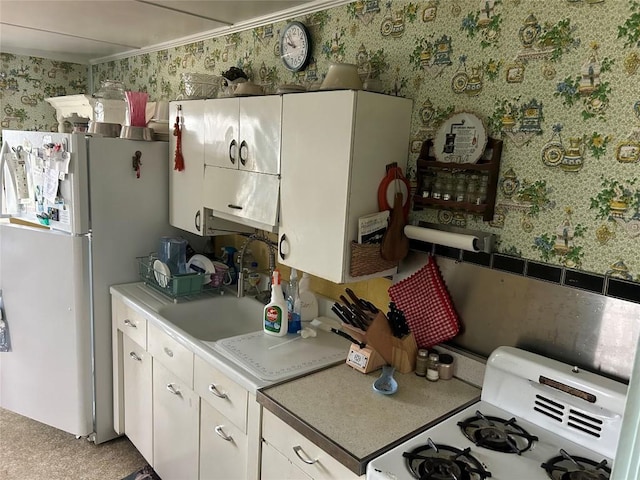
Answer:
[203,166,279,231]
[122,334,153,464]
[199,400,247,480]
[169,100,206,235]
[204,97,239,169]
[278,91,354,282]
[238,96,282,175]
[261,441,312,480]
[153,360,199,480]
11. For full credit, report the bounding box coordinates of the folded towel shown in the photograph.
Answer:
[388,255,459,349]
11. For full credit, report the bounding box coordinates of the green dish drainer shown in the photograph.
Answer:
[137,255,204,298]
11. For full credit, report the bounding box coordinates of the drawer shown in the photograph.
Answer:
[199,399,247,480]
[261,440,312,480]
[194,355,248,433]
[113,297,147,347]
[148,322,194,387]
[262,410,360,480]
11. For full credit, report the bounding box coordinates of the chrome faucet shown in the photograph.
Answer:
[237,233,276,299]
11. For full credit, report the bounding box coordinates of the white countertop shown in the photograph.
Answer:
[110,282,351,393]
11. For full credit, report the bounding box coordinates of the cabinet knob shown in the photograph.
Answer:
[208,383,228,399]
[129,351,142,362]
[214,425,233,442]
[229,139,237,164]
[166,383,182,396]
[195,210,201,232]
[293,445,318,465]
[239,140,248,166]
[278,234,289,261]
[123,319,137,328]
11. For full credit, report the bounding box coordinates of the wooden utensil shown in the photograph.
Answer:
[380,191,409,262]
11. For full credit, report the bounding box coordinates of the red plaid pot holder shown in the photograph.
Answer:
[388,255,460,349]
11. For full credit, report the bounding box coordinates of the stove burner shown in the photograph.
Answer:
[541,449,611,480]
[457,410,538,455]
[402,438,492,480]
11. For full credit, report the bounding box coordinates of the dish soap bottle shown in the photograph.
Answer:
[298,272,319,324]
[286,269,302,334]
[263,269,288,337]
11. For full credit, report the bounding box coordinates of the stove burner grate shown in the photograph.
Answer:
[457,410,538,455]
[402,438,492,480]
[541,449,611,480]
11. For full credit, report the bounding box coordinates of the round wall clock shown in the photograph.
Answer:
[279,21,311,72]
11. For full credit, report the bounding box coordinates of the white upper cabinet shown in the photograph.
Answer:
[202,95,282,232]
[169,100,205,235]
[204,96,282,175]
[277,90,412,284]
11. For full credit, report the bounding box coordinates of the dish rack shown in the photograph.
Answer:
[137,255,204,298]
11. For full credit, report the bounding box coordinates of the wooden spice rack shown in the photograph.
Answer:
[413,137,503,221]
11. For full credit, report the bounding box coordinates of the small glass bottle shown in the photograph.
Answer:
[454,174,467,202]
[432,175,443,200]
[475,174,489,205]
[442,174,453,201]
[466,174,479,203]
[426,352,440,381]
[415,349,429,376]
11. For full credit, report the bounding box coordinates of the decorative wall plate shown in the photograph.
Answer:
[541,141,565,167]
[433,112,488,164]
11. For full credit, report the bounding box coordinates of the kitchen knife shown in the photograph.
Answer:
[310,318,366,348]
[331,304,352,326]
[339,295,371,328]
[336,302,367,331]
[345,288,367,311]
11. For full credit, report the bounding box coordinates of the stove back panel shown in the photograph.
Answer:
[396,252,640,382]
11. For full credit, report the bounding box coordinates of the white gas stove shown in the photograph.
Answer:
[367,346,627,480]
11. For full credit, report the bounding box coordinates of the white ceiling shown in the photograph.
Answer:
[0,0,341,64]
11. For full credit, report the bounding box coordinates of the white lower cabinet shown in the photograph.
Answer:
[261,410,361,480]
[200,399,248,480]
[122,334,153,464]
[261,440,312,480]
[153,359,200,480]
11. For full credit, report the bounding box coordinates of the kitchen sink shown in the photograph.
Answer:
[157,295,264,341]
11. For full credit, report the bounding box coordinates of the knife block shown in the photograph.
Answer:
[342,312,417,374]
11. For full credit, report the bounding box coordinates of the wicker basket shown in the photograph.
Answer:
[349,241,398,277]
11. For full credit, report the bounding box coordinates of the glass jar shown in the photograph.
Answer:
[475,174,489,205]
[426,352,440,381]
[466,174,479,203]
[432,175,443,200]
[442,173,453,201]
[92,80,126,123]
[454,174,467,202]
[415,349,429,376]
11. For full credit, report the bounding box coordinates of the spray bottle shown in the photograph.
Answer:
[263,269,288,337]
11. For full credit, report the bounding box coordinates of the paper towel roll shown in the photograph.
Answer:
[404,225,480,252]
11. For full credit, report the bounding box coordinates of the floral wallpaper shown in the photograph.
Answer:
[2,0,640,285]
[0,54,87,133]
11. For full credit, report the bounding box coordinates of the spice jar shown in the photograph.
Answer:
[415,349,429,376]
[438,353,454,380]
[426,352,440,382]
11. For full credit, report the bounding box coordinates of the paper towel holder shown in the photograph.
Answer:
[405,221,495,254]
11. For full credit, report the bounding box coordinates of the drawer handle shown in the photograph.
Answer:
[214,425,233,442]
[163,347,174,357]
[166,383,182,396]
[129,351,142,362]
[124,319,137,328]
[293,446,318,465]
[208,383,228,399]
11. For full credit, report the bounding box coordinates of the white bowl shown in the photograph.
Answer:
[320,63,363,90]
[234,81,264,96]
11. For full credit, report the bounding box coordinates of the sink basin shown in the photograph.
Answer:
[157,295,264,341]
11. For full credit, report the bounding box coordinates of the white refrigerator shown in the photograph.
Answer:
[0,130,177,443]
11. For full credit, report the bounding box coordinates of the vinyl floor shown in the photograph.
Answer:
[0,407,147,480]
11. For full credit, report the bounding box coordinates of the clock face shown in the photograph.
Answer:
[280,21,311,72]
